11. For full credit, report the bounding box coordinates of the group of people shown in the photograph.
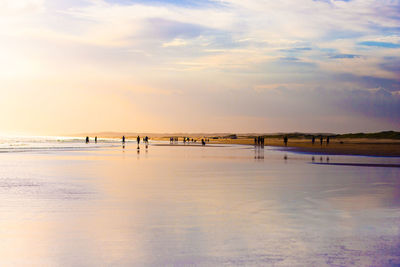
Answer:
[85,135,332,147]
[312,156,330,162]
[169,137,179,143]
[281,135,331,146]
[311,136,330,145]
[126,135,149,144]
[131,136,149,148]
[85,135,149,148]
[183,137,196,144]
[254,136,265,147]
[85,136,98,143]
[169,137,209,145]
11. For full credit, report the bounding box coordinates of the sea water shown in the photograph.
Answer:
[0,137,399,266]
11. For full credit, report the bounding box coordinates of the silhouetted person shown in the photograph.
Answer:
[137,136,140,149]
[122,136,125,143]
[326,136,330,145]
[95,136,97,143]
[86,136,89,143]
[284,136,288,146]
[320,136,323,146]
[201,139,205,146]
[312,136,315,145]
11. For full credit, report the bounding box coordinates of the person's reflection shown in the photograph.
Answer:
[254,146,264,161]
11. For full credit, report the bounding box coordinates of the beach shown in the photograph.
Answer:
[0,137,399,266]
[149,137,400,157]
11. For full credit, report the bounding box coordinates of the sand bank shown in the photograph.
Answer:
[155,137,400,157]
[216,138,400,157]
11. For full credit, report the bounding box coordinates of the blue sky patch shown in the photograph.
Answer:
[330,54,360,59]
[359,41,400,48]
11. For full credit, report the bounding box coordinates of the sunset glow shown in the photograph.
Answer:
[1,0,399,135]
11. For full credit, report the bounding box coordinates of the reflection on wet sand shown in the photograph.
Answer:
[0,143,399,266]
[313,162,400,168]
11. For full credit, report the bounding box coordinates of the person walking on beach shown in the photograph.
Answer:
[312,136,315,145]
[326,136,330,145]
[320,136,323,146]
[122,136,125,143]
[201,139,205,146]
[86,136,89,143]
[95,136,97,143]
[284,136,288,146]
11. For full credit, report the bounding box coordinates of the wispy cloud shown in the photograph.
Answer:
[0,0,399,133]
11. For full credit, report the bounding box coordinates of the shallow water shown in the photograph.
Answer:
[0,139,399,266]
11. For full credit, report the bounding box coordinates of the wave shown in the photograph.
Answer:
[0,136,125,153]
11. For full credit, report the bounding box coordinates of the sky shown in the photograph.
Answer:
[0,0,399,135]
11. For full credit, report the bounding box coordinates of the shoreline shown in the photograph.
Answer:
[205,138,400,157]
[272,144,400,157]
[147,137,400,157]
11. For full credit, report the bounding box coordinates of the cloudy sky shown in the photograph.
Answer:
[0,0,399,135]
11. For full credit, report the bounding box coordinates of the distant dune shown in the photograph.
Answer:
[71,131,400,140]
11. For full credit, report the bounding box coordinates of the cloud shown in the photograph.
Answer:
[280,57,300,61]
[380,59,400,74]
[1,0,399,133]
[0,0,44,15]
[334,73,400,92]
[162,38,187,47]
[142,18,208,40]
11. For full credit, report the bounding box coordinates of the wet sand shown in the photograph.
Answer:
[313,162,400,168]
[205,138,400,157]
[153,143,226,147]
[0,139,400,266]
